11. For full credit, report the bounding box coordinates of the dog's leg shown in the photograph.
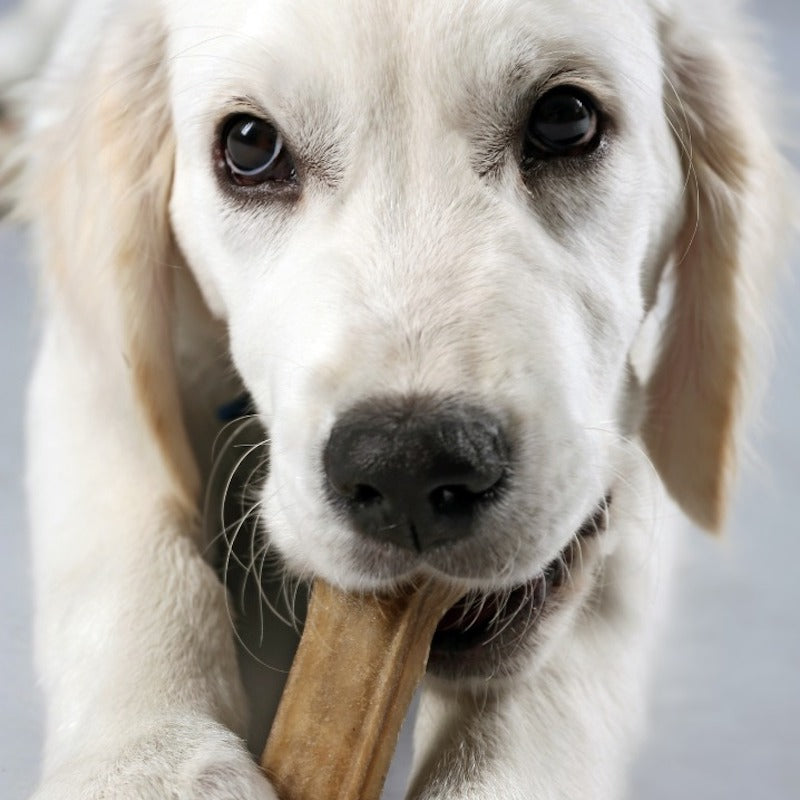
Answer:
[26,319,277,799]
[409,647,646,799]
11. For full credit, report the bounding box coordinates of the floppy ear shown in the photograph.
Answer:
[643,10,791,531]
[19,7,200,513]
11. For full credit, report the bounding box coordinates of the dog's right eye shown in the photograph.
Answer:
[222,115,296,186]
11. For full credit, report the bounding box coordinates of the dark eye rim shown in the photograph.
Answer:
[522,85,605,163]
[215,112,300,195]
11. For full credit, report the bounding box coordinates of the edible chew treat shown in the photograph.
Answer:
[261,578,464,800]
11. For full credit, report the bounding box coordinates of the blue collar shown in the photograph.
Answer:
[216,393,254,422]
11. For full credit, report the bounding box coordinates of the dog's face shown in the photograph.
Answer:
[169,0,683,600]
[22,0,783,680]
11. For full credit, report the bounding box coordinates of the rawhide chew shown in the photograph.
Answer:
[261,577,463,800]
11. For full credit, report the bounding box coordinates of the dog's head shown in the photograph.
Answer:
[20,0,789,673]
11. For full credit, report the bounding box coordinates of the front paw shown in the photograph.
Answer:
[30,718,277,800]
[178,728,278,800]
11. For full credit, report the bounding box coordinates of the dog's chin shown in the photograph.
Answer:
[269,493,610,681]
[426,497,610,682]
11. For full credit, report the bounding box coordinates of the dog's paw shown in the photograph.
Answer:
[29,718,278,800]
[177,728,278,800]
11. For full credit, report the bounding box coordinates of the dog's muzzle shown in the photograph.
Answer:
[321,395,610,680]
[323,397,509,553]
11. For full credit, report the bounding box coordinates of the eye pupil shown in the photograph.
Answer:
[226,117,281,173]
[525,87,599,157]
[535,96,591,145]
[222,115,296,185]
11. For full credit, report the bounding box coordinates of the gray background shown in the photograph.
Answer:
[0,1,798,798]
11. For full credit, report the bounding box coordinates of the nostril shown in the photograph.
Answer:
[429,475,504,516]
[352,484,383,506]
[430,485,480,515]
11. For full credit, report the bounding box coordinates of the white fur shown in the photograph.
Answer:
[1,0,790,797]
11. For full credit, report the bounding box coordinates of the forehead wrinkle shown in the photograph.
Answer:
[399,0,657,94]
[170,0,659,110]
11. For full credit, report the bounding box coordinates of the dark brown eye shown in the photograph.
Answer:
[222,115,296,185]
[524,87,600,158]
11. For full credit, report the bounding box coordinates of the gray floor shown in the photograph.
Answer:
[1,2,799,799]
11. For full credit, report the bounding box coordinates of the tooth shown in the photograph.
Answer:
[261,578,464,800]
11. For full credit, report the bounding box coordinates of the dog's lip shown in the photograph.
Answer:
[426,495,611,680]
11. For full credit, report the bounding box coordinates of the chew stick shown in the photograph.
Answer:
[260,577,463,800]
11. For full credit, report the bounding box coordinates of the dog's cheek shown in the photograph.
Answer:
[168,164,229,320]
[258,460,347,581]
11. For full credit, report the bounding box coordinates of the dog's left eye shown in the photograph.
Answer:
[222,115,296,185]
[524,87,600,158]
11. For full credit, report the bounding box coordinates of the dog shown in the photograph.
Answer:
[1,0,791,797]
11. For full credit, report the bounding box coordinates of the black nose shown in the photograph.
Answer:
[323,398,509,553]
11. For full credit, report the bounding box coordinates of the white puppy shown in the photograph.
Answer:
[1,0,790,798]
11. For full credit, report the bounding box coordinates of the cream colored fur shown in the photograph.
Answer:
[1,0,790,798]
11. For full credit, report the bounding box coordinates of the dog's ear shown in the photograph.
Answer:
[19,8,200,512]
[643,11,790,531]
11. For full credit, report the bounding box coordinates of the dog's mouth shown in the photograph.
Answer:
[427,496,611,680]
